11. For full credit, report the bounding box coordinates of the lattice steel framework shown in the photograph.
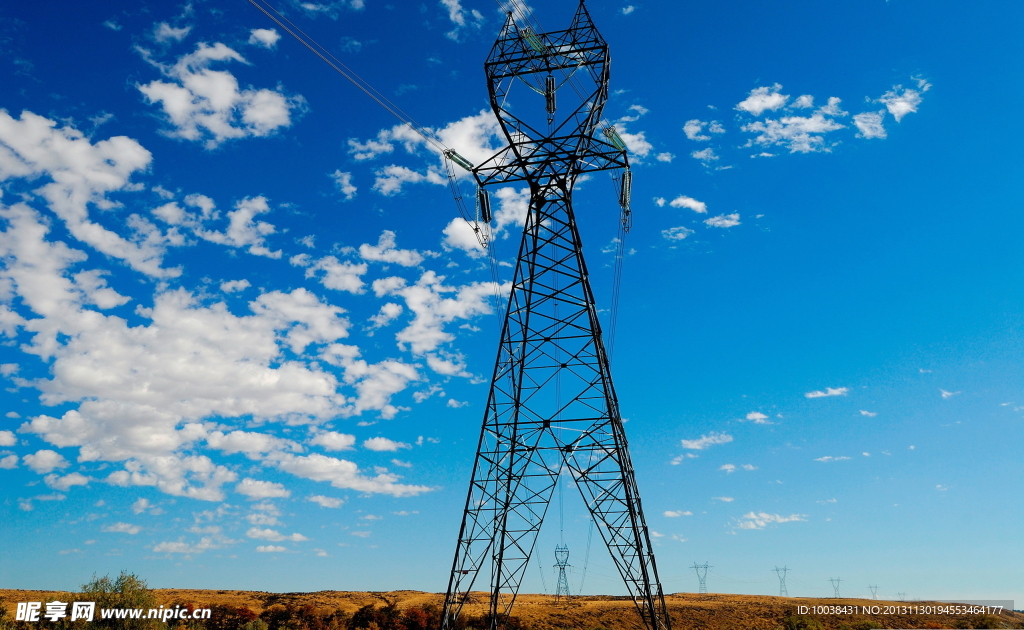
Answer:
[441,5,669,630]
[553,544,571,602]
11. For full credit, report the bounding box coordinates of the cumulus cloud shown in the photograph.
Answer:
[805,387,849,398]
[681,431,733,450]
[154,23,192,43]
[0,430,16,446]
[256,545,287,552]
[44,472,91,491]
[330,170,357,200]
[682,119,724,141]
[734,512,806,530]
[814,455,851,462]
[310,431,356,451]
[138,42,305,148]
[668,195,707,213]
[236,478,291,499]
[103,522,142,535]
[22,449,69,474]
[363,437,410,452]
[853,111,886,139]
[661,226,693,241]
[359,231,424,267]
[248,28,281,48]
[0,110,180,278]
[246,527,307,542]
[704,213,740,228]
[859,410,877,417]
[663,510,692,517]
[735,84,789,116]
[878,78,930,122]
[269,452,430,496]
[307,494,344,508]
[720,464,736,473]
[742,113,845,153]
[742,412,771,424]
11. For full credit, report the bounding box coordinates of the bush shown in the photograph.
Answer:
[81,571,159,630]
[778,615,825,630]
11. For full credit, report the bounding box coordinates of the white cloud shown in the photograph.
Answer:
[359,230,424,267]
[154,23,192,43]
[131,498,155,514]
[363,437,411,452]
[691,148,719,163]
[295,255,368,293]
[814,455,851,462]
[246,527,307,542]
[0,430,16,446]
[269,452,430,496]
[310,431,356,451]
[103,522,142,535]
[663,510,692,517]
[742,412,771,424]
[940,389,960,399]
[330,170,357,200]
[372,165,446,196]
[440,0,485,41]
[859,410,877,417]
[805,387,849,398]
[220,279,250,293]
[742,113,845,153]
[307,495,344,508]
[741,464,757,471]
[878,81,929,122]
[668,195,707,213]
[661,226,693,241]
[735,84,789,116]
[681,431,733,450]
[683,119,711,141]
[368,303,403,329]
[152,538,221,554]
[350,530,371,538]
[0,110,178,278]
[853,111,887,139]
[256,545,287,552]
[713,496,734,502]
[622,5,636,14]
[374,270,503,363]
[44,472,91,491]
[236,478,291,499]
[22,449,69,474]
[704,213,740,228]
[0,455,18,469]
[655,152,674,162]
[734,512,806,530]
[138,43,304,148]
[792,95,814,108]
[720,464,736,473]
[248,28,281,48]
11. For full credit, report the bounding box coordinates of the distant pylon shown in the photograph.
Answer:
[691,562,711,595]
[773,566,789,597]
[897,592,906,602]
[829,578,842,598]
[868,585,878,600]
[554,544,571,602]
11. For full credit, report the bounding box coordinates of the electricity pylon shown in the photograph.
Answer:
[830,578,842,598]
[692,562,711,595]
[868,585,878,600]
[554,544,571,602]
[774,566,789,597]
[441,5,669,630]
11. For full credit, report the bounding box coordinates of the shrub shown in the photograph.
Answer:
[81,571,159,630]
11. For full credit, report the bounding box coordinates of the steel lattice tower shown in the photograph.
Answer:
[553,544,571,602]
[441,4,669,630]
[774,566,789,597]
[692,562,711,595]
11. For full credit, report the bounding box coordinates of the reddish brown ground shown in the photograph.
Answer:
[2,589,1020,629]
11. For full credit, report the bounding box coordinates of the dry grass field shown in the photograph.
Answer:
[2,589,1021,629]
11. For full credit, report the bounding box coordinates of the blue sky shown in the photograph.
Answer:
[1,0,1021,605]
